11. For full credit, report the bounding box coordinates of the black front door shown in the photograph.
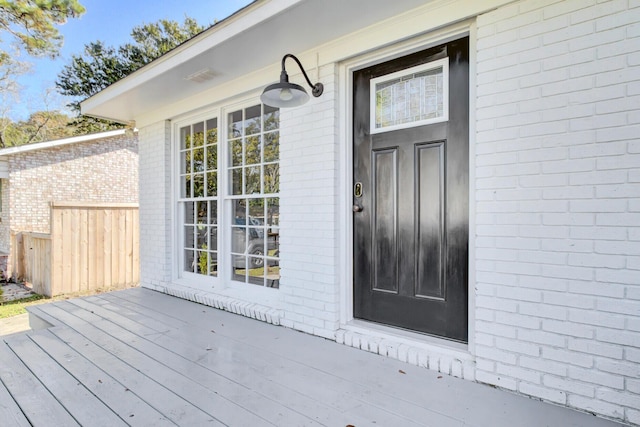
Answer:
[353,38,469,342]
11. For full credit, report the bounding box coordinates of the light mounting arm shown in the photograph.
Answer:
[260,53,323,108]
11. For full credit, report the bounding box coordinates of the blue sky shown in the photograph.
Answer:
[10,0,252,120]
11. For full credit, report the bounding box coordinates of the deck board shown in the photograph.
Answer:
[26,327,175,427]
[49,300,313,426]
[88,299,370,426]
[100,290,482,424]
[106,288,623,427]
[90,292,453,426]
[0,288,626,427]
[4,333,127,427]
[67,296,416,426]
[0,365,31,427]
[0,339,80,426]
[35,304,229,426]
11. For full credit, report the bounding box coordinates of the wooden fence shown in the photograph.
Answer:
[14,202,139,297]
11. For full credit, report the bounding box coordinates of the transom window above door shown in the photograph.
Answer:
[370,57,449,134]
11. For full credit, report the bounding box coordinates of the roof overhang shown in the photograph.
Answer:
[80,0,432,124]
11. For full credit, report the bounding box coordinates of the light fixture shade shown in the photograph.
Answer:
[261,81,309,108]
[261,54,323,108]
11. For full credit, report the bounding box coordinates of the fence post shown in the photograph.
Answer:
[14,232,24,280]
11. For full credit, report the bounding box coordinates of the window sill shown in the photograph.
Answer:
[169,277,282,312]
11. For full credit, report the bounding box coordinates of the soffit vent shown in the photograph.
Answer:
[185,68,216,83]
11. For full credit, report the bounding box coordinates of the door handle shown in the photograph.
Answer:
[352,204,363,212]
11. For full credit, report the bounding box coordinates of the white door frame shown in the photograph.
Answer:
[337,20,478,353]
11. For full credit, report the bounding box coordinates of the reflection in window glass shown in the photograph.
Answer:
[245,105,261,136]
[178,106,279,288]
[228,104,280,288]
[263,104,279,131]
[264,132,279,162]
[179,119,218,277]
[245,136,261,165]
[372,59,448,132]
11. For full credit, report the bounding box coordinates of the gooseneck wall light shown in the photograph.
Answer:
[260,54,323,108]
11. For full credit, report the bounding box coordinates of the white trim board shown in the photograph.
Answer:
[0,129,131,157]
[338,21,476,357]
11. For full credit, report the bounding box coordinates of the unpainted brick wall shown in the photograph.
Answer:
[0,179,9,253]
[3,133,138,275]
[475,0,640,424]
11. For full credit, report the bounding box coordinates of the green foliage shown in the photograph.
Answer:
[0,1,84,125]
[56,41,128,114]
[123,17,203,67]
[182,124,218,198]
[0,110,78,147]
[0,0,85,61]
[56,17,205,130]
[198,244,208,274]
[226,107,280,196]
[0,294,46,318]
[68,115,125,135]
[0,286,139,319]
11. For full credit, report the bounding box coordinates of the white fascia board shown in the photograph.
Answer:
[0,129,129,157]
[80,0,301,118]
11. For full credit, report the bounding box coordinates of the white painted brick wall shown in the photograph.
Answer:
[476,0,640,424]
[138,121,173,289]
[279,63,340,339]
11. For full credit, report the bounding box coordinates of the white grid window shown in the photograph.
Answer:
[179,119,218,276]
[227,104,280,288]
[176,103,280,289]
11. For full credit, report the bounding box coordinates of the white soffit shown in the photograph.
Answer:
[81,0,432,123]
[82,0,519,124]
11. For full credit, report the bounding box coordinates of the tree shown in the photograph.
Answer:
[0,110,76,147]
[0,50,28,97]
[0,87,78,147]
[122,17,203,67]
[55,41,130,134]
[0,0,85,98]
[56,17,205,131]
[0,0,85,59]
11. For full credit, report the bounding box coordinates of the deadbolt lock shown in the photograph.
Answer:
[354,182,363,198]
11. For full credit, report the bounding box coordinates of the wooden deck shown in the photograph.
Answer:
[0,288,626,426]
